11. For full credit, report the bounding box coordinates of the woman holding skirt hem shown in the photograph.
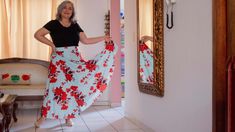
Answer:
[34,0,117,127]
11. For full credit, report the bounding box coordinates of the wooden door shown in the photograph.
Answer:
[213,0,235,131]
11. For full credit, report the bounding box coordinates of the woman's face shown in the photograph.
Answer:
[61,3,73,19]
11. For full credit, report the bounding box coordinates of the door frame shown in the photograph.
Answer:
[213,0,227,131]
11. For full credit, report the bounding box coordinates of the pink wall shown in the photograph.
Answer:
[110,0,122,106]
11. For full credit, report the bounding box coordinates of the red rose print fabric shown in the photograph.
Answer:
[41,41,118,119]
[139,42,154,84]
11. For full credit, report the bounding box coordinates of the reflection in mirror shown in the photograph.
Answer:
[137,0,164,97]
[139,37,154,84]
[138,0,154,84]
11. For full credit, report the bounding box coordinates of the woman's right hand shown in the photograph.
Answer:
[50,45,56,56]
[51,45,56,53]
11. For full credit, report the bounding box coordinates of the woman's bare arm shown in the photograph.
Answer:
[141,35,153,43]
[34,28,55,51]
[79,32,110,45]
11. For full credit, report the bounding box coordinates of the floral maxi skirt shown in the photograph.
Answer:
[41,42,117,119]
[139,42,154,83]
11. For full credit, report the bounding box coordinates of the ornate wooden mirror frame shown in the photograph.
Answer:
[137,0,164,97]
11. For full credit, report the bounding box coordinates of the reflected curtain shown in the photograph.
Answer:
[0,0,66,60]
[139,0,153,48]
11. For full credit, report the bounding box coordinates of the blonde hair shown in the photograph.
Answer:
[56,0,76,23]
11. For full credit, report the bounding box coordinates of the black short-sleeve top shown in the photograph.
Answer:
[43,20,84,47]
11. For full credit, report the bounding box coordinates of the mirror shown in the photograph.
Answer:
[137,0,164,96]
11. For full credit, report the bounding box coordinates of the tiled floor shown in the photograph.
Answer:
[10,103,144,132]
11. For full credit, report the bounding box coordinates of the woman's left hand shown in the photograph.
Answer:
[104,36,111,42]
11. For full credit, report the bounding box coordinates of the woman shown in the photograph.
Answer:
[139,35,154,83]
[34,0,115,127]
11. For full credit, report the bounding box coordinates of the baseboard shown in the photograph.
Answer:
[110,102,121,107]
[93,101,121,107]
[16,101,42,109]
[92,101,110,106]
[16,100,114,109]
[125,113,155,132]
[17,101,110,108]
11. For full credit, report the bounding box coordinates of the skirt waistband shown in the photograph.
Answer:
[55,46,78,50]
[52,46,81,59]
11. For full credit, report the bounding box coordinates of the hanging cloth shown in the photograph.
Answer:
[41,41,118,119]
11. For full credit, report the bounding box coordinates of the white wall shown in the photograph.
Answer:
[124,0,212,132]
[75,0,108,60]
[74,0,110,104]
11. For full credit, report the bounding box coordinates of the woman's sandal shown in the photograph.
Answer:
[65,119,74,127]
[34,117,45,128]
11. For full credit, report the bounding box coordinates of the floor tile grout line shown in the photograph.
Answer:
[59,119,64,132]
[111,107,125,116]
[94,106,145,132]
[121,115,145,131]
[118,115,145,131]
[32,108,38,132]
[80,114,92,132]
[35,108,40,132]
[93,106,119,132]
[111,104,146,132]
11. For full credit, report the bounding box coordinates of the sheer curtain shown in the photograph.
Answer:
[0,0,65,60]
[139,0,153,49]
